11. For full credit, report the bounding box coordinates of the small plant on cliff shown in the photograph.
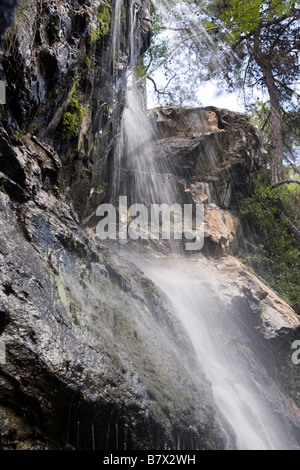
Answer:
[239,177,300,313]
[97,3,111,36]
[89,2,111,43]
[84,56,91,69]
[48,16,59,44]
[60,112,80,139]
[58,75,86,139]
[10,130,23,144]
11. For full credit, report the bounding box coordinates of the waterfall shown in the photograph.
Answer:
[107,0,299,451]
[113,83,177,207]
[110,83,300,449]
[139,258,296,450]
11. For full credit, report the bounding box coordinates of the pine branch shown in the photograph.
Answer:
[272,180,300,188]
[274,78,298,96]
[146,75,173,99]
[135,27,218,85]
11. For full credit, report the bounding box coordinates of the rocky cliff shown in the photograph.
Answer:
[0,0,230,450]
[0,0,299,451]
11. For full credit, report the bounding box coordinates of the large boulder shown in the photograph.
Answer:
[148,105,261,209]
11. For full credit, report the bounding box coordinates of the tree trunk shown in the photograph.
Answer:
[263,65,284,185]
[253,34,284,185]
[132,70,147,110]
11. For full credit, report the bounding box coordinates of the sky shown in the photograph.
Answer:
[195,81,243,112]
[147,78,243,112]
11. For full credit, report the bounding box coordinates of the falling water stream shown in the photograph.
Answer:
[140,258,296,450]
[107,0,300,450]
[111,80,300,449]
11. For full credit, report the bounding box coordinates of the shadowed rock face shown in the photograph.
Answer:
[1,0,151,218]
[148,106,262,209]
[0,0,231,451]
[0,0,18,54]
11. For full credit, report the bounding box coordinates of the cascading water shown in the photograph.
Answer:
[108,0,300,451]
[113,83,178,206]
[139,258,297,450]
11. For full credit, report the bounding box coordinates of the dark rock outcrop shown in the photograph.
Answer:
[148,105,261,210]
[1,0,151,219]
[0,0,18,54]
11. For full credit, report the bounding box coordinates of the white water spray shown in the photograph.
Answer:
[139,258,296,450]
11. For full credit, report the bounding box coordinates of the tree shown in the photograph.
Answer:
[201,0,300,185]
[135,1,232,106]
[140,1,300,186]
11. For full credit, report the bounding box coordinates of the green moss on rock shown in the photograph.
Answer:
[57,75,86,139]
[60,112,80,139]
[89,2,111,43]
[54,274,70,314]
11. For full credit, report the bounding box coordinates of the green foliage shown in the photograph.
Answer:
[27,122,41,134]
[89,2,111,43]
[205,0,300,183]
[145,4,169,66]
[58,75,87,139]
[10,130,23,144]
[71,74,80,96]
[221,0,297,40]
[202,20,215,30]
[150,3,164,35]
[69,96,85,121]
[60,112,80,139]
[84,56,91,69]
[89,27,101,43]
[239,180,300,313]
[134,57,147,78]
[48,16,59,44]
[221,0,261,40]
[97,3,111,36]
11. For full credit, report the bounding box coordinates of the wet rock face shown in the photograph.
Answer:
[1,0,152,218]
[148,106,261,209]
[0,0,230,451]
[0,0,299,452]
[211,256,300,340]
[0,156,228,450]
[146,105,262,256]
